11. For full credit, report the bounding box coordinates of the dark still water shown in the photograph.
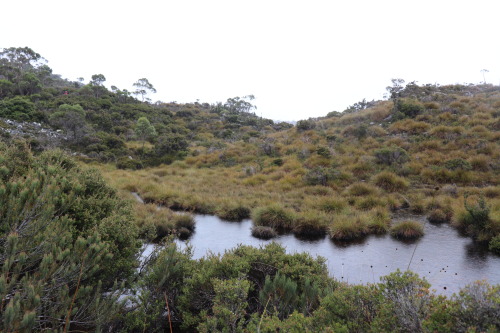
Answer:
[147,213,500,296]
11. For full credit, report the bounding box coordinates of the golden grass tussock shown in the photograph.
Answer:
[252,205,296,230]
[390,221,425,239]
[292,211,329,237]
[372,171,410,193]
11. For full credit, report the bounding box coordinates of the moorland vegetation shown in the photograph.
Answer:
[1,46,499,332]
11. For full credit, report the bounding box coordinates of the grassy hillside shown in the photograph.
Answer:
[102,82,500,251]
[1,47,500,332]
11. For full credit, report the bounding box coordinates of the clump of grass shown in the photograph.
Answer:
[178,227,192,240]
[367,207,391,234]
[427,208,450,223]
[316,196,347,213]
[174,214,195,230]
[372,171,409,192]
[252,205,296,230]
[355,195,386,210]
[346,182,378,197]
[390,221,424,239]
[217,204,251,221]
[293,211,328,237]
[251,226,277,239]
[328,212,369,240]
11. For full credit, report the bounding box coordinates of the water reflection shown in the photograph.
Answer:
[164,213,500,296]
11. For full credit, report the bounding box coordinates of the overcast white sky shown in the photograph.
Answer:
[2,0,499,121]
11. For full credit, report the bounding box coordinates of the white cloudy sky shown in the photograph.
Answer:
[2,0,499,121]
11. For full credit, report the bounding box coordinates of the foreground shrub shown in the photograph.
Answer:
[252,205,296,230]
[451,281,500,332]
[375,270,431,333]
[390,221,424,239]
[0,144,139,331]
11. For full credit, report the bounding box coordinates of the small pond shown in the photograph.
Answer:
[141,209,500,296]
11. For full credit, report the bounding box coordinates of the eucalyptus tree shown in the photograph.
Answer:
[133,78,156,101]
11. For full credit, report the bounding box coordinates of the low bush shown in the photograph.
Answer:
[489,235,500,254]
[374,146,409,165]
[390,221,424,239]
[116,156,143,170]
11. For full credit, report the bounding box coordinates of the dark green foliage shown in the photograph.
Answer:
[459,195,492,241]
[303,167,337,186]
[260,272,299,319]
[116,156,143,170]
[396,98,424,118]
[296,119,316,131]
[0,96,39,121]
[489,235,500,254]
[0,144,139,331]
[314,285,381,332]
[271,158,284,166]
[374,146,410,165]
[154,133,188,157]
[444,158,472,171]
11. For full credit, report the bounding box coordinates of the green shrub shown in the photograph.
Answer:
[396,98,424,118]
[303,167,337,186]
[489,235,500,254]
[296,119,316,131]
[374,146,409,165]
[456,195,491,241]
[116,156,143,170]
[444,158,472,171]
[390,221,424,239]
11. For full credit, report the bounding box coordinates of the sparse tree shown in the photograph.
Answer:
[480,69,489,84]
[133,78,156,101]
[135,116,157,149]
